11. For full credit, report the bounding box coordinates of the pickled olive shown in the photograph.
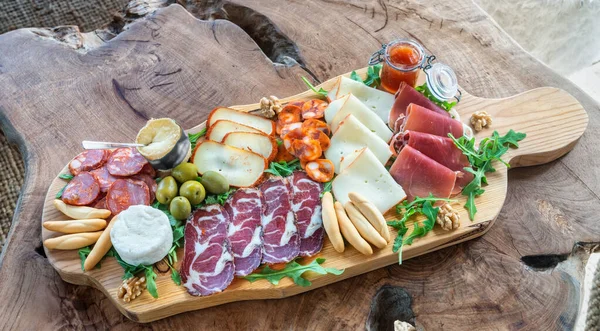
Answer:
[156,176,178,205]
[171,162,199,184]
[305,159,334,182]
[169,196,191,221]
[302,118,331,136]
[200,171,229,194]
[301,99,328,120]
[179,181,206,205]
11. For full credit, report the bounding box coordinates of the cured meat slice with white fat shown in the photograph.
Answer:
[181,205,235,296]
[289,171,324,257]
[259,177,299,264]
[224,188,263,276]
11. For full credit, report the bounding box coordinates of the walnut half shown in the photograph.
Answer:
[437,203,460,231]
[117,276,147,303]
[470,110,492,132]
[258,95,282,119]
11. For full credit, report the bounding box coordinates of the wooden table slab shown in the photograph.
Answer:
[1,1,600,329]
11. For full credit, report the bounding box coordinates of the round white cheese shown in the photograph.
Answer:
[110,205,173,266]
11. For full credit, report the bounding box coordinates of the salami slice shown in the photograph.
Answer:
[62,172,101,206]
[131,173,158,203]
[90,166,118,193]
[69,150,110,176]
[93,195,107,210]
[106,179,151,215]
[106,148,148,176]
[139,163,156,178]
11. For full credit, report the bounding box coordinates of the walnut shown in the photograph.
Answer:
[117,276,147,303]
[470,111,492,132]
[437,203,460,231]
[258,95,282,118]
[394,320,416,331]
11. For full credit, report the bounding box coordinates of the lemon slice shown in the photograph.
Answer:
[136,118,183,161]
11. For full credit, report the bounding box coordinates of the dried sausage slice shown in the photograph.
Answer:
[139,163,156,178]
[106,148,148,176]
[130,173,158,203]
[62,172,101,206]
[106,179,151,215]
[69,150,110,176]
[301,100,328,120]
[90,166,118,193]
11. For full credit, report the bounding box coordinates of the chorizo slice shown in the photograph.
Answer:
[302,118,331,136]
[304,127,331,151]
[291,137,322,162]
[130,173,158,203]
[301,99,328,120]
[305,159,335,182]
[106,179,150,215]
[287,100,305,108]
[69,150,110,176]
[106,147,148,176]
[62,172,101,206]
[275,143,296,162]
[90,166,118,193]
[280,122,303,138]
[139,163,156,178]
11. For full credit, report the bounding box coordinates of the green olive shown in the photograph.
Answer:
[172,162,199,184]
[156,176,178,205]
[169,196,191,221]
[200,171,229,194]
[179,181,206,205]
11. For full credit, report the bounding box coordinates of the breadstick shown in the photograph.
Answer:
[84,218,117,271]
[43,231,102,250]
[334,201,372,256]
[344,202,387,249]
[54,200,111,219]
[348,192,391,242]
[43,219,107,234]
[321,192,344,253]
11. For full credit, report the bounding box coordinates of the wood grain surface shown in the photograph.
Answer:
[1,1,600,330]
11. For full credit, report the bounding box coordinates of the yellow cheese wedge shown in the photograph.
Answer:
[332,148,406,213]
[327,93,393,142]
[327,76,395,123]
[324,114,392,173]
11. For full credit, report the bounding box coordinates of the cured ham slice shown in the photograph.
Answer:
[389,145,457,201]
[388,81,449,130]
[259,177,299,264]
[223,188,264,277]
[181,205,235,296]
[289,171,324,257]
[401,103,463,138]
[391,131,473,190]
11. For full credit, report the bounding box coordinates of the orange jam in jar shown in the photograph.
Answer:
[379,39,425,93]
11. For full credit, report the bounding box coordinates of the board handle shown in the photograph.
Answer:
[460,87,588,168]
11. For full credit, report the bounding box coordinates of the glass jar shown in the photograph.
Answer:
[378,39,425,93]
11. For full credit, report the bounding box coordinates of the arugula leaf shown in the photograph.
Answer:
[264,159,302,177]
[203,188,236,206]
[349,64,382,88]
[188,128,207,150]
[59,173,74,180]
[78,246,92,271]
[320,180,333,198]
[415,82,457,111]
[449,130,526,220]
[301,77,328,98]
[350,71,362,83]
[56,185,67,199]
[170,268,182,286]
[151,202,185,286]
[244,258,343,287]
[144,266,159,298]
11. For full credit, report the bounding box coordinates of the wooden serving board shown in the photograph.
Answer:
[41,68,588,323]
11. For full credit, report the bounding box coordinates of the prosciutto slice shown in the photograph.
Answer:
[391,131,473,191]
[259,177,300,264]
[289,171,324,257]
[389,145,457,201]
[401,103,463,138]
[389,81,449,130]
[181,205,235,296]
[224,188,263,277]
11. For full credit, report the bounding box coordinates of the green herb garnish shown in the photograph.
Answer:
[320,180,333,198]
[264,159,302,177]
[188,128,207,150]
[301,77,328,98]
[350,64,382,88]
[244,258,343,287]
[449,129,526,220]
[59,173,74,180]
[415,82,457,111]
[203,188,236,206]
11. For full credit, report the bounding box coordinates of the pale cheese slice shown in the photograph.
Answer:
[333,148,406,213]
[207,107,275,135]
[329,94,393,142]
[325,114,392,173]
[206,120,262,142]
[328,76,395,124]
[324,95,348,123]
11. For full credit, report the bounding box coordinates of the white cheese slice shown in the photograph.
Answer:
[206,120,262,142]
[324,95,348,123]
[332,148,407,213]
[327,76,395,124]
[207,107,275,135]
[324,114,392,173]
[329,94,393,142]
